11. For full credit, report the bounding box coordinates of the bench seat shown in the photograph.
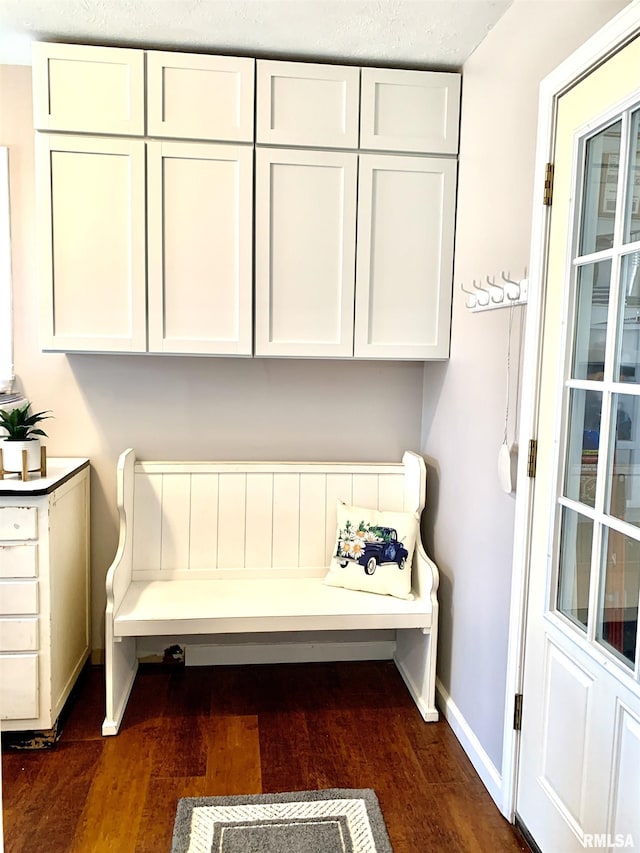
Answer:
[115,577,432,637]
[103,449,440,735]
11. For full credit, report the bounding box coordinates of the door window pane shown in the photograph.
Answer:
[598,526,639,666]
[579,120,622,255]
[564,388,601,508]
[557,507,593,630]
[616,252,640,383]
[607,392,640,526]
[624,109,640,244]
[572,260,612,379]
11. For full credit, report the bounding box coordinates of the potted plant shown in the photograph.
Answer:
[0,402,52,475]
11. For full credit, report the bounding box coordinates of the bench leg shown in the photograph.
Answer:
[394,627,439,722]
[102,634,138,736]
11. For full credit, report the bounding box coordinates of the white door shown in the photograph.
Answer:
[517,36,640,851]
[37,134,147,352]
[355,154,456,360]
[254,146,357,357]
[147,140,253,355]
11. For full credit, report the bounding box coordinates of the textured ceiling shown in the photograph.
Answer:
[0,0,513,68]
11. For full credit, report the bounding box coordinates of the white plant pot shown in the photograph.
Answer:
[1,439,42,474]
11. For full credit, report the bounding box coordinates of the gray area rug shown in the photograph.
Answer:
[171,789,393,853]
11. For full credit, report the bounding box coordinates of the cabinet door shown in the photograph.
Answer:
[360,68,461,155]
[32,42,144,136]
[147,52,255,142]
[355,154,457,359]
[256,60,360,149]
[255,148,357,357]
[37,134,147,352]
[147,141,253,355]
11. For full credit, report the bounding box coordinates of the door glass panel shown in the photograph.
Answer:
[564,388,601,508]
[607,392,640,526]
[579,120,622,255]
[598,526,639,666]
[572,260,612,380]
[624,109,640,243]
[616,252,640,383]
[557,507,593,630]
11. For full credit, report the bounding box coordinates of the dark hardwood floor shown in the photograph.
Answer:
[2,660,531,852]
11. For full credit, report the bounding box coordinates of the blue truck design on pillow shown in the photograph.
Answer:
[336,520,409,576]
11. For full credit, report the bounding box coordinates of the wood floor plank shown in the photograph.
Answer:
[136,776,211,853]
[1,662,531,853]
[205,715,262,794]
[2,741,103,853]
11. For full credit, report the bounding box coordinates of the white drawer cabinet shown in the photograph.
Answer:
[0,460,90,733]
[32,42,145,136]
[147,51,254,142]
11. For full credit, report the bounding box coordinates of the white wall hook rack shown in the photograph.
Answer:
[461,271,528,312]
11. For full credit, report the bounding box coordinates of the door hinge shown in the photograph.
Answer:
[543,162,554,206]
[514,693,523,731]
[527,439,538,478]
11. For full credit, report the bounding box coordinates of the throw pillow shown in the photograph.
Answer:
[324,502,419,600]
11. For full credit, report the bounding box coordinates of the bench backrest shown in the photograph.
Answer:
[126,454,426,581]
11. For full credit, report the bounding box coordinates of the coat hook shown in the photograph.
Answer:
[473,278,491,306]
[501,271,521,300]
[500,270,519,285]
[487,275,504,303]
[460,282,477,309]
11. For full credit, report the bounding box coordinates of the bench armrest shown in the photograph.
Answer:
[105,448,136,624]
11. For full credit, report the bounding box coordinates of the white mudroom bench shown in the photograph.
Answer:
[102,448,439,735]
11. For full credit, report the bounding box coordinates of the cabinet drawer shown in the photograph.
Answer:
[257,60,360,149]
[0,507,38,541]
[360,68,461,155]
[0,580,38,616]
[32,42,145,135]
[0,654,39,720]
[147,51,254,142]
[0,544,38,578]
[0,618,38,652]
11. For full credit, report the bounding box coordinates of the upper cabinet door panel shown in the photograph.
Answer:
[360,68,461,155]
[147,52,255,142]
[257,60,360,149]
[255,147,357,357]
[37,134,147,352]
[355,154,457,359]
[147,141,253,355]
[32,42,145,136]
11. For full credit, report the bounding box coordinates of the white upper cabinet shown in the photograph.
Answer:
[32,41,461,360]
[256,60,360,149]
[360,68,461,154]
[32,42,145,136]
[146,52,255,142]
[255,147,358,357]
[147,141,253,355]
[355,154,457,359]
[37,134,147,352]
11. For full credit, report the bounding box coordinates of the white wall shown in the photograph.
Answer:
[421,0,630,781]
[1,63,424,650]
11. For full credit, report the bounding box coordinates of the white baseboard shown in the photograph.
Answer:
[436,677,503,808]
[185,640,395,667]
